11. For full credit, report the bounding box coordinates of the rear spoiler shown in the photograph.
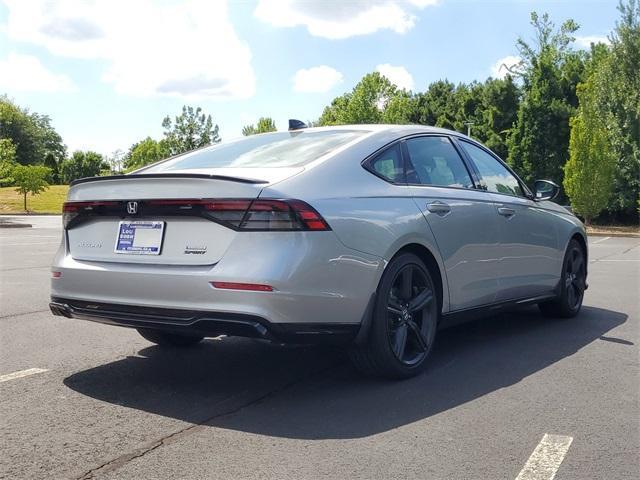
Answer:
[70,173,268,186]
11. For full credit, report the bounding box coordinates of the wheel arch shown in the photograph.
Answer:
[391,243,446,319]
[353,241,448,345]
[570,230,588,278]
[571,231,588,263]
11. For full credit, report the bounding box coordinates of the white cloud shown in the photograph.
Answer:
[575,35,611,49]
[2,0,255,100]
[491,55,522,79]
[0,53,74,92]
[375,64,414,90]
[293,65,344,93]
[254,0,439,39]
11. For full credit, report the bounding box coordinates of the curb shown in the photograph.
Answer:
[587,231,640,238]
[0,223,32,228]
[0,213,61,216]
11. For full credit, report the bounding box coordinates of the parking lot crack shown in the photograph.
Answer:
[73,360,343,479]
[74,426,194,480]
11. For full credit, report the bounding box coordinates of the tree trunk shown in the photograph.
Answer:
[584,216,590,227]
[23,192,27,212]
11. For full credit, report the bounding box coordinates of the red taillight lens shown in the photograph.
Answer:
[62,201,118,228]
[210,281,274,292]
[239,199,330,231]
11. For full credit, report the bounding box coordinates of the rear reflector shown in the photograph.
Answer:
[210,282,274,292]
[52,271,62,278]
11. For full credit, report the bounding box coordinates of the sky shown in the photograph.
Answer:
[0,0,620,157]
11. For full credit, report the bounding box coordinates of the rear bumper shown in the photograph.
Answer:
[52,230,384,326]
[50,297,358,344]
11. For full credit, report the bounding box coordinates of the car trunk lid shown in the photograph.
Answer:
[65,172,285,266]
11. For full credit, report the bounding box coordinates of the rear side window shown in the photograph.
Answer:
[458,140,523,197]
[405,136,474,189]
[141,130,369,171]
[368,143,405,183]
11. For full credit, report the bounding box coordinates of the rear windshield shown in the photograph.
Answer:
[141,130,368,171]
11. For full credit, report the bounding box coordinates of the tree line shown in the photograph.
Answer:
[0,2,637,223]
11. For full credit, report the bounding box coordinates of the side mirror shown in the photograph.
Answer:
[533,180,560,201]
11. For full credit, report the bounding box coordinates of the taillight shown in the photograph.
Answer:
[238,199,330,231]
[62,201,118,228]
[147,198,330,231]
[61,198,330,231]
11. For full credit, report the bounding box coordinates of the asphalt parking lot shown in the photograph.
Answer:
[1,216,638,480]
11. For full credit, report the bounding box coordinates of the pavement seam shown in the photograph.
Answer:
[0,309,50,320]
[73,360,343,480]
[590,242,640,264]
[0,265,51,272]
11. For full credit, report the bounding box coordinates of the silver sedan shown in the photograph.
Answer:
[50,124,588,378]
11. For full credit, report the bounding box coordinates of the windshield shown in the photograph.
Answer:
[141,130,368,172]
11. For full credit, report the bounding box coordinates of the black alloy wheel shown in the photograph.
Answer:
[539,239,586,318]
[564,244,586,310]
[349,253,439,379]
[386,263,437,366]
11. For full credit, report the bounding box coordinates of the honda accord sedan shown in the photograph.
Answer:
[50,124,588,378]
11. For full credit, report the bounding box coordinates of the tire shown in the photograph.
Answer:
[137,328,204,347]
[539,239,586,319]
[349,253,439,379]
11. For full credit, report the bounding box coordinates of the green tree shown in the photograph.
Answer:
[60,151,108,183]
[107,149,125,175]
[411,80,458,129]
[242,117,277,136]
[382,91,415,124]
[0,138,18,186]
[0,96,66,168]
[564,49,616,225]
[162,105,220,155]
[507,12,584,190]
[474,76,520,160]
[124,137,171,170]
[319,72,399,125]
[11,164,51,211]
[605,0,640,216]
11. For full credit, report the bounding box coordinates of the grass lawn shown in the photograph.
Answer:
[0,185,69,214]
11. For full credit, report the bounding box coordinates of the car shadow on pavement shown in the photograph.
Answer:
[64,305,627,440]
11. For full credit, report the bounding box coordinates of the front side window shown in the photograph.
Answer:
[141,130,369,172]
[458,140,523,197]
[368,143,405,183]
[405,136,474,189]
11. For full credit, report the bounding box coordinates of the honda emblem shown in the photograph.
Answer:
[126,201,138,215]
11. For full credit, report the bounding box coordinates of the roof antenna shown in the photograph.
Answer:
[288,119,308,131]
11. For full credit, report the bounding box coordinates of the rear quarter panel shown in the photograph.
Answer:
[260,133,452,313]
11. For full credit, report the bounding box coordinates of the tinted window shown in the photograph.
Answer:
[459,140,523,196]
[369,143,404,183]
[141,130,368,171]
[405,136,473,188]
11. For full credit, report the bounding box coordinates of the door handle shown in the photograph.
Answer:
[497,207,516,217]
[426,201,451,216]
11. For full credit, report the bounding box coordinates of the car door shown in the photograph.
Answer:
[455,138,561,301]
[403,135,502,311]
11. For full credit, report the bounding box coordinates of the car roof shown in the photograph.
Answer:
[297,124,470,139]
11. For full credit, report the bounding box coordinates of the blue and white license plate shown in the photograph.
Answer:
[114,221,165,255]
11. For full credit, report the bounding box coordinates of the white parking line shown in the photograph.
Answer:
[0,368,49,383]
[515,434,573,480]
[597,259,640,262]
[590,236,610,244]
[1,242,59,246]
